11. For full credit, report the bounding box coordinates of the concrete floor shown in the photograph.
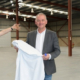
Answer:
[0,47,80,80]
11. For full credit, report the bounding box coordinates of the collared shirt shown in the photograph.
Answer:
[35,29,46,54]
[35,29,51,60]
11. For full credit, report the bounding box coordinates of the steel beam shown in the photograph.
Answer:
[31,0,80,11]
[57,21,68,46]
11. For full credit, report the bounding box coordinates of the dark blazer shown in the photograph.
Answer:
[26,29,60,75]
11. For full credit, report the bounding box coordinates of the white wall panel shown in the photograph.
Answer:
[0,30,11,47]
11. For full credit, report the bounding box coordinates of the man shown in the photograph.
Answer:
[0,24,20,36]
[27,13,60,80]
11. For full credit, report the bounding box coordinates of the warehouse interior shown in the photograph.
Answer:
[0,0,80,80]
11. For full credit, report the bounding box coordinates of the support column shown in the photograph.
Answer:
[16,0,19,40]
[68,0,72,56]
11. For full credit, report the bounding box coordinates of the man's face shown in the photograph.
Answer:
[35,14,47,29]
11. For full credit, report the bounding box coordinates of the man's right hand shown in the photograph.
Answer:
[14,46,18,51]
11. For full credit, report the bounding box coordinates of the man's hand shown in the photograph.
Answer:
[14,46,18,51]
[12,24,20,30]
[42,54,50,60]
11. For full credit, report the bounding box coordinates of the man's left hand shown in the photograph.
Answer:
[42,54,50,60]
[12,24,20,30]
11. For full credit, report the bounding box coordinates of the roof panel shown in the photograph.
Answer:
[0,0,80,21]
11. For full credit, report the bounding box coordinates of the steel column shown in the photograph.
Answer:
[16,0,19,40]
[68,0,72,56]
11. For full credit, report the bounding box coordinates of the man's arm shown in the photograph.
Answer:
[42,32,60,60]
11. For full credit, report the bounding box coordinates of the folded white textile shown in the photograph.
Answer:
[12,40,45,80]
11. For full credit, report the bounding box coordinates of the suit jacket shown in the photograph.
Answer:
[26,29,60,75]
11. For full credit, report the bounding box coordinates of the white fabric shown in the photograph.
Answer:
[35,29,46,54]
[12,40,45,80]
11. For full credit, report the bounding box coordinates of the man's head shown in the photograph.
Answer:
[35,13,47,30]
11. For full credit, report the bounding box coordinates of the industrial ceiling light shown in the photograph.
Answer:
[54,10,58,13]
[51,10,53,15]
[67,16,69,19]
[13,10,14,13]
[19,5,22,8]
[10,0,13,3]
[24,17,26,21]
[8,12,15,15]
[18,11,20,15]
[6,15,8,19]
[18,3,25,8]
[31,8,34,13]
[40,7,46,10]
[18,3,68,15]
[32,16,36,18]
[59,11,64,14]
[12,4,14,6]
[18,0,23,3]
[2,11,8,14]
[13,18,15,20]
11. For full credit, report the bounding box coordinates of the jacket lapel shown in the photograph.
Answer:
[33,30,37,48]
[42,29,48,54]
